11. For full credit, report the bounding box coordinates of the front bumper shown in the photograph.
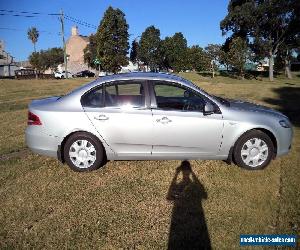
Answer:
[276,126,293,157]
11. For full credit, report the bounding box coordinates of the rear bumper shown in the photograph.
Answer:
[25,127,61,159]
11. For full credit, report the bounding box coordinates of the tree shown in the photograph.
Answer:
[96,6,129,73]
[84,34,98,70]
[29,47,64,73]
[186,45,210,72]
[205,44,221,77]
[163,32,188,72]
[138,25,162,71]
[221,0,300,81]
[130,40,139,64]
[45,47,64,72]
[27,27,39,52]
[227,37,250,79]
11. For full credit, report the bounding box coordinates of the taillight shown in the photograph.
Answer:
[28,111,42,125]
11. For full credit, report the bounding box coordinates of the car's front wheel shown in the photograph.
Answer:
[64,132,105,172]
[233,130,274,170]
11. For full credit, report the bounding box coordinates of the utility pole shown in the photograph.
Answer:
[60,9,68,78]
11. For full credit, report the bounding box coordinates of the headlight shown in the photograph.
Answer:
[279,120,291,128]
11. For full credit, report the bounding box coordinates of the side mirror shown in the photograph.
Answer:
[203,102,214,116]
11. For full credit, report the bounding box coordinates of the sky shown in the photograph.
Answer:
[0,0,230,61]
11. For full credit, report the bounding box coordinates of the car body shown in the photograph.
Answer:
[54,71,73,79]
[75,70,95,78]
[25,72,293,171]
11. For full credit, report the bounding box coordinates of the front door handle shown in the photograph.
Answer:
[94,114,109,121]
[156,116,172,124]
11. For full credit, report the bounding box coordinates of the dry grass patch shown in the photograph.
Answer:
[0,75,299,249]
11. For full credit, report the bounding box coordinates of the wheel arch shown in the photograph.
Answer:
[228,127,278,164]
[58,130,107,163]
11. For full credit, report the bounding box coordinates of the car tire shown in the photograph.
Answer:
[233,130,274,170]
[64,132,105,172]
[61,75,64,79]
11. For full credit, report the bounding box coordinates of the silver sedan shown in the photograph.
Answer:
[25,72,293,171]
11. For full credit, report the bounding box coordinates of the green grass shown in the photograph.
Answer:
[0,74,299,249]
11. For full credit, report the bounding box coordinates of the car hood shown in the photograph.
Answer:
[228,98,286,118]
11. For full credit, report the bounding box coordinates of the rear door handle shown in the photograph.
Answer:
[94,115,109,121]
[156,116,172,124]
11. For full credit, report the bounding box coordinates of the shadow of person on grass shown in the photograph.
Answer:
[167,161,211,250]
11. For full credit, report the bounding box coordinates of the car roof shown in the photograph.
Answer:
[62,72,221,105]
[82,72,181,81]
[93,72,194,87]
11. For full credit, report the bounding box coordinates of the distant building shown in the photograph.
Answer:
[62,26,91,74]
[0,40,19,77]
[119,61,139,73]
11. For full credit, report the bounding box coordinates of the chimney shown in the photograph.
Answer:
[71,26,79,36]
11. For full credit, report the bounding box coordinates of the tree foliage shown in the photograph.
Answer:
[227,37,250,78]
[186,45,210,71]
[221,0,300,81]
[29,47,64,72]
[83,34,98,69]
[96,6,129,73]
[138,25,162,71]
[162,32,188,72]
[205,44,222,77]
[27,27,39,52]
[130,40,139,64]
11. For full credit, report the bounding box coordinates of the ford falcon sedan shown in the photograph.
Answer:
[25,72,293,171]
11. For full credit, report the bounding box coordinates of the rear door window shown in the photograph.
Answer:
[104,81,145,108]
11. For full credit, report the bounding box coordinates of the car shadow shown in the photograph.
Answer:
[167,161,211,250]
[263,87,300,128]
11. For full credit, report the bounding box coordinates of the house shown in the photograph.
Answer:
[0,40,19,77]
[61,26,91,74]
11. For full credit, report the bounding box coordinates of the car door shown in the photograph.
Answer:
[150,81,224,158]
[82,80,153,158]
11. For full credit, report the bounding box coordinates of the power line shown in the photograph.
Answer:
[0,9,97,29]
[0,9,59,16]
[0,13,37,18]
[64,15,97,29]
[0,27,60,35]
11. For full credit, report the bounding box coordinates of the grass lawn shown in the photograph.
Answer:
[0,73,299,249]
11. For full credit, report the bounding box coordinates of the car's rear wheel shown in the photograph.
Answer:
[64,132,105,172]
[233,130,274,170]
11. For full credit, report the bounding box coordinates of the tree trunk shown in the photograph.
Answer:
[269,52,274,81]
[285,59,292,79]
[284,49,292,79]
[211,60,215,78]
[240,68,245,80]
[34,43,36,53]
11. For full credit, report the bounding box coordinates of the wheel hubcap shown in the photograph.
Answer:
[69,140,96,169]
[241,138,269,168]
